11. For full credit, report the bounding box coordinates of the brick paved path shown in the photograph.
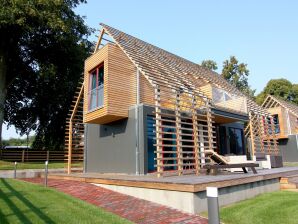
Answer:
[22,178,208,224]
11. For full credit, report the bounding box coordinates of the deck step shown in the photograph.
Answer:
[280,173,298,189]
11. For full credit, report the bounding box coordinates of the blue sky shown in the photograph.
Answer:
[2,0,297,139]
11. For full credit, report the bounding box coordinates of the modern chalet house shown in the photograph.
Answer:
[66,24,281,176]
[262,95,298,162]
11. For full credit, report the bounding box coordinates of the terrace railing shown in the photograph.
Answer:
[88,84,104,111]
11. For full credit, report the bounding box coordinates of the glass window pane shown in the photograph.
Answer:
[91,70,97,90]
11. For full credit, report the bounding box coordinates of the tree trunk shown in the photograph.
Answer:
[0,50,7,148]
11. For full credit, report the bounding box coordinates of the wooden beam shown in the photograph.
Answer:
[248,112,256,158]
[93,28,105,54]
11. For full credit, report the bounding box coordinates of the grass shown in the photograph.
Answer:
[202,191,298,224]
[0,178,131,224]
[0,160,82,170]
[283,162,298,167]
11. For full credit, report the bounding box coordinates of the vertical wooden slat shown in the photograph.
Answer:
[257,115,265,153]
[154,86,163,177]
[175,90,183,175]
[248,112,256,158]
[206,101,214,151]
[264,116,272,154]
[192,95,200,175]
[21,150,25,163]
[270,116,279,155]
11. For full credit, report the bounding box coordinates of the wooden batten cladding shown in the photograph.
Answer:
[84,44,142,123]
[262,95,298,138]
[153,84,216,177]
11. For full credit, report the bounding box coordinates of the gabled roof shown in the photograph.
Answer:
[263,95,298,117]
[100,23,267,115]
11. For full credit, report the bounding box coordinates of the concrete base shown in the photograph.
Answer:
[0,168,82,178]
[93,178,280,214]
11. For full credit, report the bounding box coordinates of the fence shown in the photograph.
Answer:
[0,150,83,162]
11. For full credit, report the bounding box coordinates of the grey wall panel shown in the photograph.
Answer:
[85,114,137,174]
[85,105,151,174]
[279,135,298,162]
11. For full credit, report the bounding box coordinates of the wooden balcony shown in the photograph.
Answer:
[199,84,248,114]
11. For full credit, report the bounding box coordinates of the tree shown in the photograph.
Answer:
[0,0,92,148]
[256,79,298,105]
[201,60,218,71]
[221,56,255,97]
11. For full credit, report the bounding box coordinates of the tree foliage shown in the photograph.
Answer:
[2,136,35,147]
[0,0,92,149]
[256,79,298,105]
[201,60,218,71]
[200,56,255,97]
[221,56,255,97]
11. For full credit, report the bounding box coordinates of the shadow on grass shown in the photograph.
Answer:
[0,179,55,224]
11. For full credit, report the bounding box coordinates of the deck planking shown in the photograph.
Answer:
[48,167,298,193]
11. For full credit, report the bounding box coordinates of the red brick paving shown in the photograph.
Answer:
[21,178,208,224]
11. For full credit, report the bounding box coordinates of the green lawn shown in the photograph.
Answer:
[284,162,298,167]
[202,191,298,224]
[0,178,131,224]
[0,160,82,170]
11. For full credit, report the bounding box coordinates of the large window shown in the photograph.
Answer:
[267,115,280,134]
[88,64,104,111]
[229,127,245,155]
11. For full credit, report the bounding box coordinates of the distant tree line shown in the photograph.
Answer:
[2,136,35,148]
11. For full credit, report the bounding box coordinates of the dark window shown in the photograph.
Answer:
[147,115,156,172]
[229,127,245,155]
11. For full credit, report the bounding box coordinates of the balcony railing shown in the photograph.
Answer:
[88,84,104,111]
[212,87,248,114]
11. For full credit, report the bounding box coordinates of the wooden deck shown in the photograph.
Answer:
[48,167,298,193]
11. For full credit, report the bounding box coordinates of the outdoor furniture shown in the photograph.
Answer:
[203,163,259,175]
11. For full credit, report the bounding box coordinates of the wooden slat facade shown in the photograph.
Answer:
[65,24,280,176]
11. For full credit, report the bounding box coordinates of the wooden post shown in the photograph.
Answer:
[21,150,25,163]
[264,116,271,154]
[175,90,183,175]
[154,86,163,177]
[248,112,256,158]
[67,121,73,174]
[206,101,214,151]
[67,83,84,174]
[192,95,200,175]
[257,115,265,153]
